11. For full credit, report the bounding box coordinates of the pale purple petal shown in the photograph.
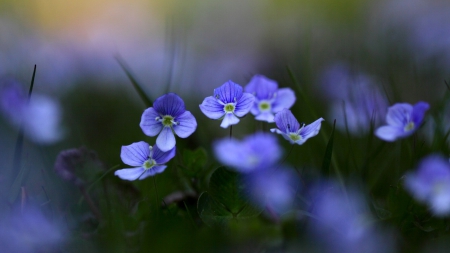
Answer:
[250,102,260,116]
[152,145,176,164]
[375,126,406,141]
[156,127,176,152]
[411,101,430,126]
[153,93,186,117]
[255,112,274,122]
[271,88,296,113]
[274,109,300,133]
[114,167,145,181]
[234,93,255,117]
[139,165,167,179]
[140,107,163,137]
[298,118,324,144]
[386,103,413,127]
[244,75,278,99]
[173,111,197,138]
[120,141,149,166]
[199,96,225,119]
[220,113,240,128]
[214,138,244,169]
[214,80,243,103]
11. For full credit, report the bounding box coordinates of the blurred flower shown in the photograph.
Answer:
[309,182,394,253]
[115,141,175,181]
[244,167,299,214]
[140,93,197,152]
[0,79,64,144]
[244,75,296,123]
[214,132,281,173]
[319,63,389,136]
[375,101,429,142]
[270,109,324,145]
[404,154,450,216]
[199,80,254,128]
[0,208,64,253]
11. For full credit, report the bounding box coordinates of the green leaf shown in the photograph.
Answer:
[197,192,234,226]
[321,119,336,176]
[182,147,207,176]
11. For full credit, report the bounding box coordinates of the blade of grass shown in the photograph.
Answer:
[322,119,336,177]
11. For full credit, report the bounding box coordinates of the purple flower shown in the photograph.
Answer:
[199,80,254,128]
[270,109,324,145]
[214,132,281,173]
[404,154,450,216]
[375,102,429,142]
[140,93,197,152]
[244,75,296,123]
[114,141,175,180]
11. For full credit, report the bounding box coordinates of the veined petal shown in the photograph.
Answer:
[244,75,278,99]
[174,111,197,138]
[153,93,186,117]
[139,165,167,180]
[271,88,296,113]
[274,109,300,133]
[140,107,163,137]
[297,118,324,145]
[220,113,240,128]
[156,127,176,152]
[255,112,275,122]
[152,145,176,164]
[120,141,150,166]
[375,126,405,141]
[234,93,255,117]
[214,80,243,103]
[199,96,225,119]
[114,167,145,181]
[385,103,413,127]
[411,101,430,126]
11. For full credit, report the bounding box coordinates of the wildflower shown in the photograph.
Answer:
[140,93,197,152]
[375,101,429,142]
[244,75,295,122]
[404,154,450,216]
[214,132,281,173]
[114,141,175,180]
[270,109,324,145]
[199,80,254,128]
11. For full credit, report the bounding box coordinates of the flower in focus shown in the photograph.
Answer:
[214,132,281,173]
[0,79,64,144]
[199,80,254,128]
[404,154,450,216]
[114,141,175,180]
[244,75,296,122]
[375,101,429,142]
[0,208,64,253]
[309,182,394,253]
[270,109,324,145]
[140,93,197,152]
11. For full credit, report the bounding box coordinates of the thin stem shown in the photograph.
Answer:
[279,145,294,167]
[152,176,160,212]
[79,185,102,220]
[229,125,233,139]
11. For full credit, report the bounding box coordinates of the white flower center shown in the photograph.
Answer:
[156,115,178,127]
[224,103,235,113]
[289,133,301,142]
[404,122,415,132]
[258,100,271,112]
[143,159,157,170]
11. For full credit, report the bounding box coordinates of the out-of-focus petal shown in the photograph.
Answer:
[153,93,186,117]
[214,80,243,103]
[174,111,197,138]
[271,88,296,112]
[199,96,225,119]
[385,103,413,127]
[274,109,300,133]
[220,113,240,128]
[234,93,255,117]
[139,165,167,180]
[411,101,430,125]
[120,141,149,166]
[255,112,274,122]
[375,126,406,141]
[156,127,176,152]
[114,167,145,181]
[244,75,278,99]
[152,145,176,164]
[140,107,163,136]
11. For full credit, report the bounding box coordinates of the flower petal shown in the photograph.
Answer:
[139,165,167,180]
[220,113,240,128]
[214,80,243,103]
[411,101,430,126]
[274,109,300,133]
[199,96,225,119]
[271,88,296,113]
[255,112,275,122]
[152,145,176,164]
[140,107,163,137]
[153,93,186,117]
[375,126,405,141]
[244,75,278,99]
[234,93,255,117]
[385,103,413,127]
[120,141,150,166]
[114,167,145,181]
[174,111,197,138]
[298,118,324,145]
[156,127,176,152]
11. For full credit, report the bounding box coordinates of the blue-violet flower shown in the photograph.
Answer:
[404,154,450,216]
[140,93,197,152]
[375,102,429,142]
[244,75,296,122]
[115,141,175,180]
[199,80,254,128]
[270,109,324,145]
